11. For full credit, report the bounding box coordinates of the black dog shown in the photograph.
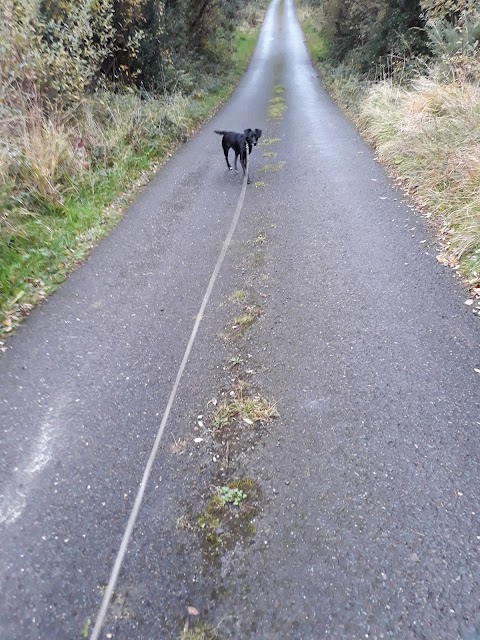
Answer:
[214,128,262,184]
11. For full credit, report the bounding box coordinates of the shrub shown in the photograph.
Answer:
[0,0,114,110]
[425,10,480,82]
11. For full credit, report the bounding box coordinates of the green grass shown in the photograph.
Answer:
[302,21,329,64]
[81,618,91,639]
[257,161,286,173]
[233,312,256,330]
[234,30,258,72]
[268,95,287,120]
[259,137,281,146]
[229,289,248,303]
[1,148,156,336]
[180,625,219,640]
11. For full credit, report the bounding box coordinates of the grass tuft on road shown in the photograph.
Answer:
[258,161,286,173]
[180,624,220,640]
[268,85,287,120]
[212,382,278,430]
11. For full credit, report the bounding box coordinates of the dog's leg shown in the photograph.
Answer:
[234,151,239,174]
[222,140,232,171]
[240,145,250,182]
[241,155,246,177]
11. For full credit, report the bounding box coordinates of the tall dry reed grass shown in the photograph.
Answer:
[1,90,191,224]
[358,78,480,275]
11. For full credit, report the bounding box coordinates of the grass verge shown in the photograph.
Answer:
[357,79,480,286]
[0,25,261,344]
[298,5,480,291]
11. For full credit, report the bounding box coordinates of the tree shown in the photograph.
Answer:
[321,0,427,71]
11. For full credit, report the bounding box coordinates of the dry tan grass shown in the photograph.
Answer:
[212,382,278,430]
[20,109,83,206]
[238,1,266,29]
[0,89,192,222]
[359,78,480,269]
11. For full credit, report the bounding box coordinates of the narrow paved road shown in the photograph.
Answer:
[1,1,479,638]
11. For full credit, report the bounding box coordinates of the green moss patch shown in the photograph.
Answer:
[268,95,287,120]
[180,624,220,640]
[223,303,263,341]
[259,137,281,146]
[196,478,261,552]
[257,161,286,173]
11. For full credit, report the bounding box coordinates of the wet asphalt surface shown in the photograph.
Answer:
[1,0,480,638]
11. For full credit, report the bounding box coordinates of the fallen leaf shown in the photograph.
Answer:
[243,417,254,425]
[187,606,199,616]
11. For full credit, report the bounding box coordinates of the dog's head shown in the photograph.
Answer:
[244,128,262,147]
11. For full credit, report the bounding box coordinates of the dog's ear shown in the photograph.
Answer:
[255,129,262,138]
[244,128,252,136]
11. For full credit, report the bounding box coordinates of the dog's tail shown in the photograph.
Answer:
[214,130,227,135]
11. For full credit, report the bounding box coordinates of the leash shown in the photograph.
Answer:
[89,142,250,640]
